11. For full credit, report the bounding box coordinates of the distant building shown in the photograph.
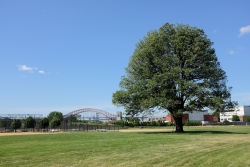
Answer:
[116,111,123,120]
[147,116,166,122]
[220,105,250,122]
[165,110,217,122]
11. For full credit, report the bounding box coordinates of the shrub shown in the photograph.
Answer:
[217,122,223,126]
[141,122,147,126]
[113,120,172,127]
[151,121,157,126]
[223,120,231,125]
[184,121,202,126]
[133,121,140,127]
[128,122,134,127]
[156,121,161,126]
[76,120,89,124]
[232,115,240,121]
[114,120,126,126]
[160,121,167,126]
[244,116,250,122]
[167,122,174,126]
[124,121,129,126]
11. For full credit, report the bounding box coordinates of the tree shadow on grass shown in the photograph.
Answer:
[141,130,248,135]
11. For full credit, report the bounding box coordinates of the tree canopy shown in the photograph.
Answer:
[50,117,61,128]
[11,119,22,132]
[40,117,50,129]
[0,118,12,128]
[24,116,36,129]
[113,23,234,132]
[48,111,63,121]
[232,115,240,121]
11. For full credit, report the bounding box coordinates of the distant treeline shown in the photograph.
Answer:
[0,111,64,131]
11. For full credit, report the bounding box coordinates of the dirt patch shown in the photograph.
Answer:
[119,128,175,132]
[0,132,62,136]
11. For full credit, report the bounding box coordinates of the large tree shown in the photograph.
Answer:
[113,23,234,132]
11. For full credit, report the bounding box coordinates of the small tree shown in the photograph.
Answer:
[50,117,61,128]
[0,118,12,128]
[232,115,240,121]
[24,116,36,129]
[69,115,78,122]
[48,111,63,129]
[40,117,49,129]
[11,119,22,132]
[244,116,250,122]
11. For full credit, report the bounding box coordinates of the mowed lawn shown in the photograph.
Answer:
[1,126,250,167]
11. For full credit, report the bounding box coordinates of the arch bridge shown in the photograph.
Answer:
[64,108,118,120]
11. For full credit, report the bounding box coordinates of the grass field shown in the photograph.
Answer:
[1,126,250,167]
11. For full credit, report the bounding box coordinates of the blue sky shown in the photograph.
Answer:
[0,0,250,116]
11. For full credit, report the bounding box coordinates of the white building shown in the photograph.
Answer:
[185,110,209,121]
[146,116,165,122]
[220,105,250,122]
[165,110,217,122]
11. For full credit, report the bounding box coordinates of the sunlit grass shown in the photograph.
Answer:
[0,126,250,167]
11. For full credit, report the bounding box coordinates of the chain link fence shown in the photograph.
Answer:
[0,118,119,133]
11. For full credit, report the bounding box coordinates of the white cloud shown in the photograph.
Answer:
[18,65,46,75]
[239,25,250,37]
[229,50,235,55]
[38,70,45,74]
[18,65,34,72]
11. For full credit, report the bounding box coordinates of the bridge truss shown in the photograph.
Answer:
[64,108,117,121]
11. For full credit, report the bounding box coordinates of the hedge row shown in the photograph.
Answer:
[113,120,174,127]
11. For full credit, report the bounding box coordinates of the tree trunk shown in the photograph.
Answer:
[174,115,184,133]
